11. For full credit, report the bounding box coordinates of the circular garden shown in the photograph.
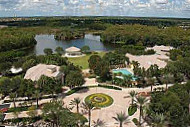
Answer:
[85,93,114,108]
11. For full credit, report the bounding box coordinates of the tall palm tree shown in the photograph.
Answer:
[112,111,130,127]
[37,75,46,89]
[146,77,155,92]
[129,90,137,106]
[92,119,106,127]
[123,74,133,87]
[151,113,166,127]
[13,109,19,125]
[82,101,95,127]
[59,65,69,85]
[135,96,148,125]
[161,74,173,91]
[33,90,41,109]
[10,92,17,108]
[70,97,81,113]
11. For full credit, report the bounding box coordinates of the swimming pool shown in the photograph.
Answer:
[112,69,132,75]
[112,69,137,81]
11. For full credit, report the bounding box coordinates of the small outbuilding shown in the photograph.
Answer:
[65,46,82,57]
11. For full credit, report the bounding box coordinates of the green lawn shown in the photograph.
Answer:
[68,52,106,69]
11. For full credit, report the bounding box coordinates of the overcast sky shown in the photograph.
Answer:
[0,0,190,18]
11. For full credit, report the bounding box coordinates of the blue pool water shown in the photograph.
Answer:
[112,69,137,81]
[113,69,132,75]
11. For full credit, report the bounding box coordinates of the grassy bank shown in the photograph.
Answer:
[68,52,106,69]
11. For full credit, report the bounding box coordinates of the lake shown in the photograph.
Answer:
[34,34,117,55]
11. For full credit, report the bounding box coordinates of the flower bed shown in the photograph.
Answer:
[85,93,113,108]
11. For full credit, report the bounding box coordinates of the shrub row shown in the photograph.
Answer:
[98,84,122,90]
[66,87,89,96]
[66,84,122,96]
[6,106,36,113]
[4,95,57,103]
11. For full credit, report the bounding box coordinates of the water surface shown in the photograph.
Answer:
[34,34,117,55]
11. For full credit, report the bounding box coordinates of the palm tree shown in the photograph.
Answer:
[55,46,64,56]
[146,77,155,92]
[123,74,133,87]
[70,97,81,113]
[129,90,137,106]
[151,113,166,127]
[37,75,47,89]
[10,92,17,108]
[92,119,106,127]
[112,111,130,127]
[81,101,95,127]
[161,74,173,91]
[33,90,41,109]
[13,109,19,125]
[135,96,148,125]
[59,65,69,85]
[112,73,117,84]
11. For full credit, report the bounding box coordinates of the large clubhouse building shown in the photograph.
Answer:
[126,45,173,70]
[24,64,63,81]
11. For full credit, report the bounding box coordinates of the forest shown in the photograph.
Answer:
[101,24,190,47]
[0,28,37,52]
[0,16,187,28]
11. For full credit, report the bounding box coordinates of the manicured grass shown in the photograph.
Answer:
[85,93,113,108]
[68,52,106,69]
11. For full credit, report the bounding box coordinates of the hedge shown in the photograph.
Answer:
[132,118,139,125]
[4,95,57,103]
[98,84,122,90]
[6,106,37,113]
[128,105,137,116]
[66,85,122,96]
[66,87,89,96]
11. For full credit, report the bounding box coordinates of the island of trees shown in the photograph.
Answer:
[54,29,85,41]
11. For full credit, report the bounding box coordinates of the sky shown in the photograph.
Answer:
[0,0,190,18]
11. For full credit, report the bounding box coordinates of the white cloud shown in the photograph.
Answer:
[0,0,189,18]
[155,0,169,4]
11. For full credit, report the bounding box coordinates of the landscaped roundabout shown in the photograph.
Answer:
[85,93,114,108]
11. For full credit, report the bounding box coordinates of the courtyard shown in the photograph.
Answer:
[63,87,151,127]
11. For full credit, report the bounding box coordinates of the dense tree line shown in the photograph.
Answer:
[101,24,190,48]
[148,82,190,127]
[54,29,85,41]
[0,76,62,100]
[0,16,183,28]
[0,28,37,52]
[115,45,155,55]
